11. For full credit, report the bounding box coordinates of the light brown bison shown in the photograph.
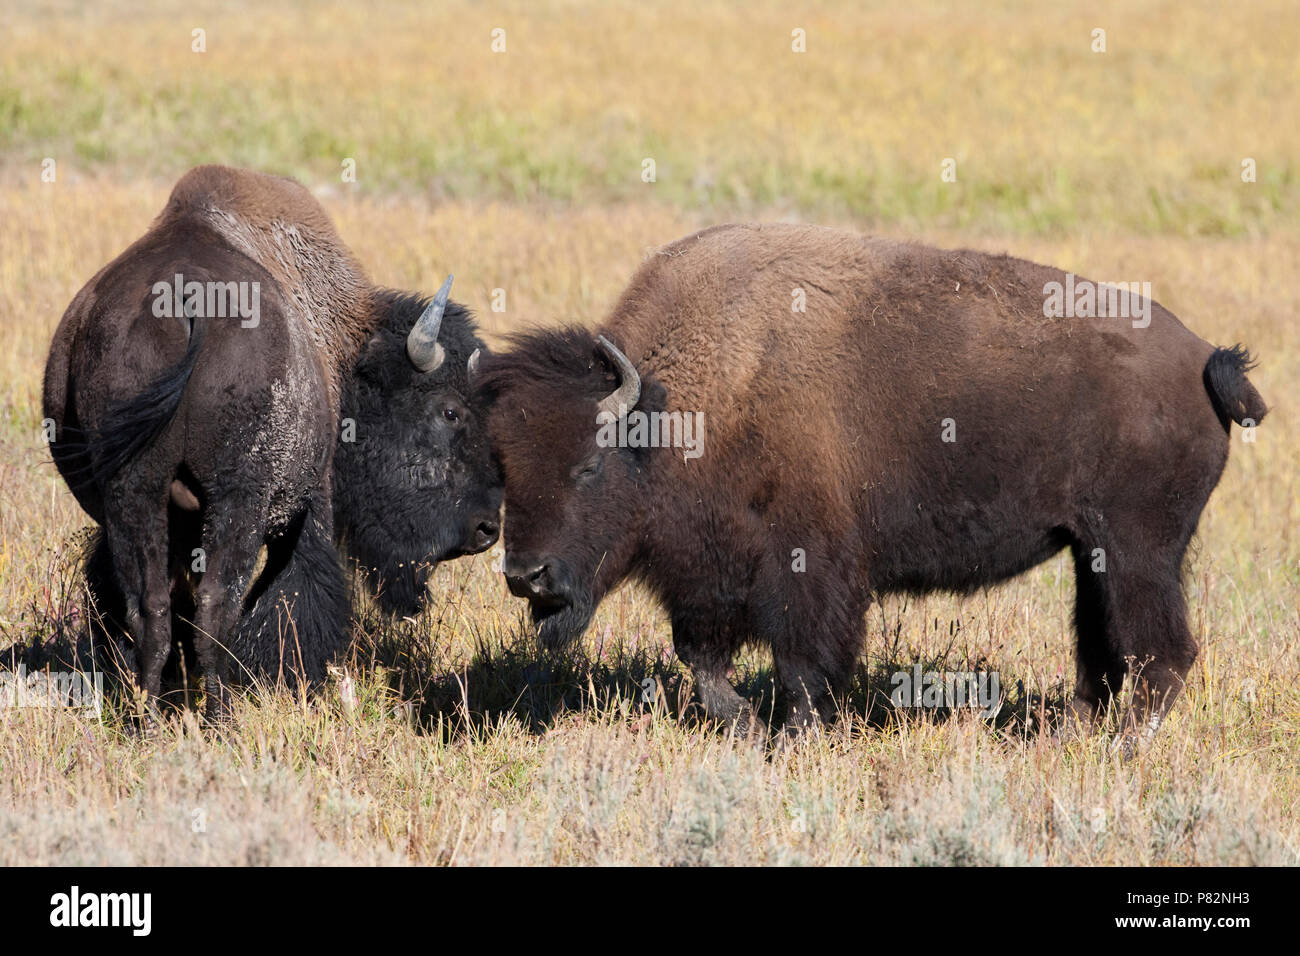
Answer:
[44,165,500,717]
[475,223,1267,741]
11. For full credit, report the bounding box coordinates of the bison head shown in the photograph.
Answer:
[475,327,665,648]
[334,278,503,615]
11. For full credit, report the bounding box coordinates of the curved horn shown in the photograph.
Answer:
[467,347,482,383]
[596,335,641,418]
[406,274,454,372]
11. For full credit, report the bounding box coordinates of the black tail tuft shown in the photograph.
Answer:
[232,494,351,688]
[1204,344,1268,430]
[82,321,206,489]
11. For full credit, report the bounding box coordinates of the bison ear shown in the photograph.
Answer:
[623,376,667,470]
[634,376,665,415]
[352,328,394,380]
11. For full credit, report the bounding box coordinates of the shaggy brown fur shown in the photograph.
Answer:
[477,222,1268,741]
[160,165,376,412]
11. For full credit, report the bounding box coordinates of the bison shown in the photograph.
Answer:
[475,223,1267,742]
[44,165,500,716]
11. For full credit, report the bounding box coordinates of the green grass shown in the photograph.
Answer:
[1,0,1296,235]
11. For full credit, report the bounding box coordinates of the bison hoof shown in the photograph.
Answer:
[726,707,770,746]
[129,706,164,740]
[771,714,826,752]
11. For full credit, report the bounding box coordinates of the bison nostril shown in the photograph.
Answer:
[463,517,500,553]
[504,558,567,607]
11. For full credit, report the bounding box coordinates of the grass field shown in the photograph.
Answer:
[0,0,1296,865]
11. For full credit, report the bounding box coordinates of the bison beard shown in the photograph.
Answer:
[533,592,596,650]
[477,222,1268,746]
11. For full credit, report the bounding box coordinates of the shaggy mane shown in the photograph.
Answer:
[474,325,616,400]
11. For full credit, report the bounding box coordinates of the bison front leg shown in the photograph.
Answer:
[670,604,757,732]
[761,578,868,740]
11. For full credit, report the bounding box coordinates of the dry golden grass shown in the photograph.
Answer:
[0,0,1297,865]
[2,177,1296,865]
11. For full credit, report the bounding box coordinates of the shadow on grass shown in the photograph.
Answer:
[1,529,145,715]
[4,535,1072,742]
[350,606,690,740]
[349,594,1070,744]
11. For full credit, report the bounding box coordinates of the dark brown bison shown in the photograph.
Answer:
[43,165,500,716]
[475,223,1267,742]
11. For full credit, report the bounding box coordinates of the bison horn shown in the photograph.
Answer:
[596,335,640,418]
[406,274,454,372]
[467,348,482,383]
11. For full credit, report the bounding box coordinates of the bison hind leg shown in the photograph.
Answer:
[1068,531,1197,745]
[101,494,173,717]
[80,527,132,674]
[190,500,270,721]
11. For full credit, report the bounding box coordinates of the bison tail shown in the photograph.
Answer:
[1204,345,1268,431]
[83,319,206,489]
[231,494,350,689]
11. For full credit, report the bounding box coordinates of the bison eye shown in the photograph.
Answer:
[441,406,461,424]
[571,455,603,483]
